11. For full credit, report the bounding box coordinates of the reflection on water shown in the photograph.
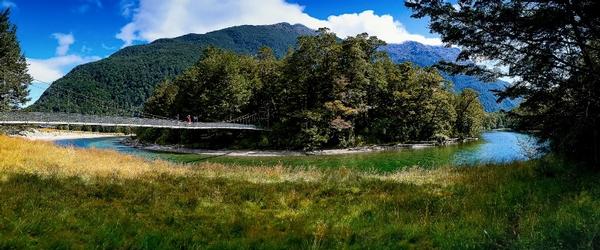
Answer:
[54,131,543,171]
[54,137,161,160]
[452,131,542,165]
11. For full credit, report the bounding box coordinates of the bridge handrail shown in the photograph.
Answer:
[0,112,266,130]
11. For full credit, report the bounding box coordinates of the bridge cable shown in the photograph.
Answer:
[4,68,265,126]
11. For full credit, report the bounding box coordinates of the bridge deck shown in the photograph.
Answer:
[0,112,265,131]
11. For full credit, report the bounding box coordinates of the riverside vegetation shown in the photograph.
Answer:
[139,30,486,150]
[0,135,598,248]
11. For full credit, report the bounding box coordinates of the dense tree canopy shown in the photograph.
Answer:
[0,9,31,111]
[145,47,261,121]
[143,30,486,149]
[406,0,600,165]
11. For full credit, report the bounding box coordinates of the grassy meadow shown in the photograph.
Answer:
[0,135,598,249]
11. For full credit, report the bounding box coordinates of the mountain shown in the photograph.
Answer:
[31,23,515,114]
[381,41,519,112]
[30,23,315,114]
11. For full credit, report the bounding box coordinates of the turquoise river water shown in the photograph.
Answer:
[54,131,542,171]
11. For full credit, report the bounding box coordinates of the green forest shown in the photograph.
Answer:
[28,23,315,114]
[140,29,486,150]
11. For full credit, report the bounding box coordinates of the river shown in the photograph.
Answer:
[54,131,543,172]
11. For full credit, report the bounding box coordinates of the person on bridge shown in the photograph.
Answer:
[187,115,192,124]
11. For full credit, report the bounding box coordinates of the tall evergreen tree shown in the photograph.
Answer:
[454,89,485,138]
[406,0,600,165]
[0,9,31,111]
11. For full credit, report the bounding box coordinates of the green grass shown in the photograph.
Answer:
[1,160,598,249]
[0,136,597,249]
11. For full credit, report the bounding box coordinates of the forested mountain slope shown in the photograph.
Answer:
[30,23,314,114]
[31,23,515,114]
[382,41,519,112]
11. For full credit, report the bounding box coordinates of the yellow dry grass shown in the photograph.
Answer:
[0,135,190,179]
[0,135,461,185]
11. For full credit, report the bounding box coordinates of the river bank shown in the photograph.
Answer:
[2,127,484,160]
[8,128,480,157]
[124,137,479,157]
[47,131,540,172]
[10,128,126,141]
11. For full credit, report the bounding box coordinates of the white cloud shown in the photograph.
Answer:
[27,55,101,83]
[25,33,101,105]
[1,0,16,9]
[116,0,441,47]
[27,33,100,85]
[23,54,98,106]
[52,33,75,56]
[119,0,137,17]
[26,54,100,105]
[323,11,442,45]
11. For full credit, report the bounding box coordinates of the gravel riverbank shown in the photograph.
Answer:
[12,129,126,141]
[124,138,478,157]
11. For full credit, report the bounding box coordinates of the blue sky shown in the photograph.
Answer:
[2,0,442,105]
[9,0,125,59]
[287,0,434,36]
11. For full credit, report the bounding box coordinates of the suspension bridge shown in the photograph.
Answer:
[0,71,270,131]
[0,112,269,131]
[0,66,269,131]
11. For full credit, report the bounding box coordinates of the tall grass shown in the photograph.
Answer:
[0,135,598,249]
[0,135,456,185]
